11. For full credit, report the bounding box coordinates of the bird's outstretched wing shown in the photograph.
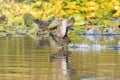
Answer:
[64,17,75,37]
[31,19,40,24]
[32,19,51,28]
[48,18,60,30]
[32,18,59,29]
[67,17,75,27]
[31,19,43,27]
[49,18,59,27]
[57,18,67,37]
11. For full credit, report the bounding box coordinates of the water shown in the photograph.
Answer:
[0,36,120,80]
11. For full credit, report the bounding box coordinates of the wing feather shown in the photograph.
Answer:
[49,18,59,27]
[57,19,67,37]
[67,17,75,27]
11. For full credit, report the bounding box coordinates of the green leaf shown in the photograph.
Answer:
[28,25,39,34]
[98,20,112,25]
[69,13,85,26]
[23,13,35,27]
[0,26,6,32]
[6,30,16,34]
[73,27,86,34]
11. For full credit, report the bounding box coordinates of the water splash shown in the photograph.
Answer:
[108,27,116,34]
[68,41,103,52]
[106,41,120,50]
[86,25,100,34]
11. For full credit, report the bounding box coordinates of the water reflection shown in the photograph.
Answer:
[50,48,75,78]
[35,36,50,48]
[70,48,120,80]
[0,36,120,80]
[0,36,53,80]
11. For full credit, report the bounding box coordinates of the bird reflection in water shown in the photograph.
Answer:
[50,47,75,78]
[35,36,50,48]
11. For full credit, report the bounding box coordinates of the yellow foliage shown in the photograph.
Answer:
[86,1,97,7]
[113,9,120,17]
[0,0,120,27]
[65,2,77,9]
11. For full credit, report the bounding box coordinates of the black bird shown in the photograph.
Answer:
[49,17,75,47]
[31,18,59,34]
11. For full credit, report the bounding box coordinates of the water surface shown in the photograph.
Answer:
[0,36,120,80]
